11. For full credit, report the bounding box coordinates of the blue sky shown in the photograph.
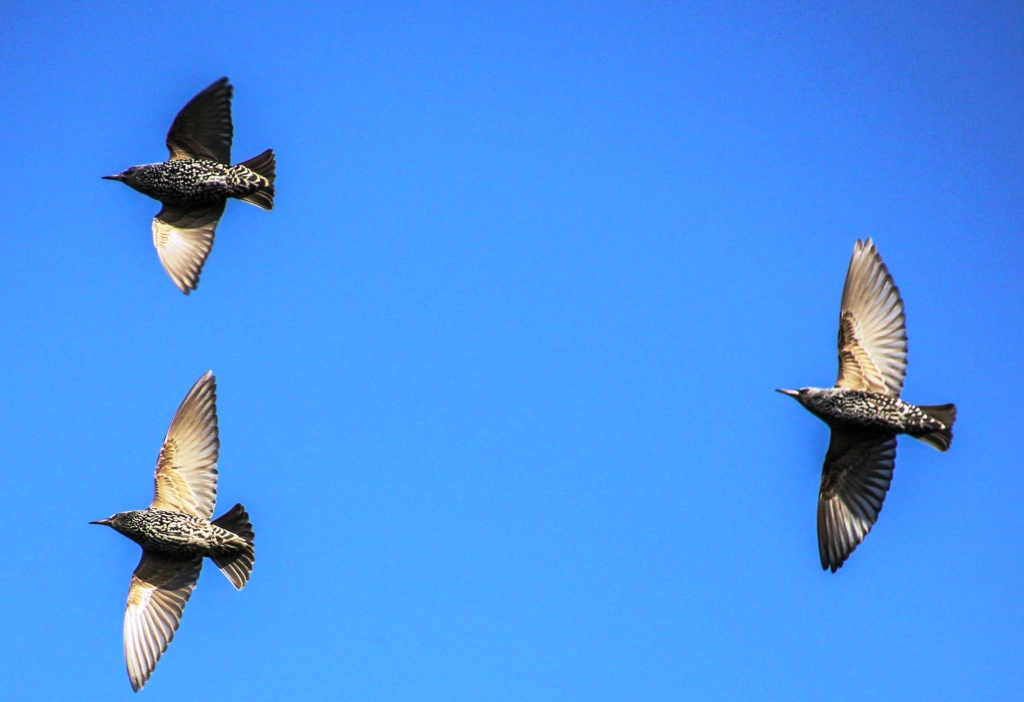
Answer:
[1,1,1022,699]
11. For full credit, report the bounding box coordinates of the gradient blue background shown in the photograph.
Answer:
[1,1,1022,699]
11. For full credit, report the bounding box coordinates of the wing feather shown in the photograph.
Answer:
[166,77,233,163]
[151,372,219,519]
[152,202,224,295]
[124,554,203,692]
[836,238,908,396]
[817,430,897,572]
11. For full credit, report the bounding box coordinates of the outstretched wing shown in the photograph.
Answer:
[151,371,219,519]
[124,553,203,692]
[152,202,225,295]
[817,429,897,572]
[835,238,907,396]
[166,77,233,164]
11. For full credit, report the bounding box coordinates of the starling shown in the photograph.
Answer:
[103,77,275,294]
[777,239,956,572]
[91,371,255,691]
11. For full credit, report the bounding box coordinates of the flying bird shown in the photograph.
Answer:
[103,77,275,294]
[777,239,956,572]
[91,371,255,691]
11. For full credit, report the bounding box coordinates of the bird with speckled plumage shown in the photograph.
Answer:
[103,77,275,294]
[91,371,255,692]
[777,239,956,572]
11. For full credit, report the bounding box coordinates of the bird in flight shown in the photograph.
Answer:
[91,371,255,691]
[777,239,956,572]
[103,78,275,294]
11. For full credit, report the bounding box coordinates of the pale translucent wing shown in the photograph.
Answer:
[166,77,233,163]
[836,238,907,396]
[151,371,219,519]
[124,554,203,692]
[152,202,225,295]
[817,430,897,572]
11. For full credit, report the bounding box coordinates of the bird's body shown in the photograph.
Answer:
[115,159,270,207]
[104,77,275,294]
[105,509,251,560]
[792,387,948,439]
[778,239,956,572]
[91,371,255,691]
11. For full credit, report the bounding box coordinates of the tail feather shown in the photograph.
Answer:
[917,403,957,452]
[239,149,275,181]
[212,503,255,590]
[212,503,254,540]
[238,149,275,210]
[213,547,255,590]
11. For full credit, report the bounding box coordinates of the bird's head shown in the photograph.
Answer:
[775,387,824,408]
[102,166,143,187]
[89,512,129,530]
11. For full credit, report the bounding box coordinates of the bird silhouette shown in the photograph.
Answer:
[778,239,956,572]
[103,78,275,293]
[91,371,255,691]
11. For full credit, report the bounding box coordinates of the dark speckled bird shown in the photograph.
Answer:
[777,239,956,572]
[103,77,275,294]
[91,371,255,692]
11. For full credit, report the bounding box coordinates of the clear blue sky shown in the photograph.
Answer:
[1,1,1022,699]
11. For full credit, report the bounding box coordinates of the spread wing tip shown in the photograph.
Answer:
[837,238,908,396]
[151,372,220,518]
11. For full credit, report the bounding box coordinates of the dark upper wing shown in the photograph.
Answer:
[835,238,908,396]
[123,553,203,692]
[166,77,233,164]
[152,202,226,294]
[817,429,897,572]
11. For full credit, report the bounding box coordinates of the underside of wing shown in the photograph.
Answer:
[124,553,203,692]
[166,77,233,163]
[151,371,219,519]
[836,238,907,396]
[817,429,897,572]
[152,202,225,294]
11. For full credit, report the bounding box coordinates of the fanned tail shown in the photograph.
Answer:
[917,403,957,452]
[211,503,255,589]
[238,149,275,210]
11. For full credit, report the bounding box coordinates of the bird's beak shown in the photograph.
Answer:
[101,174,123,181]
[775,388,799,397]
[89,518,112,526]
